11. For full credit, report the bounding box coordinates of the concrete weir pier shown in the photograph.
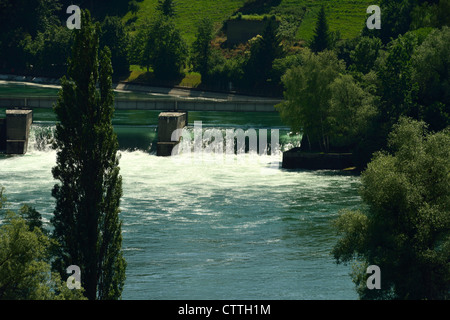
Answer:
[157,111,187,156]
[0,109,33,155]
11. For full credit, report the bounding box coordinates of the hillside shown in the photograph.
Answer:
[123,0,247,45]
[123,0,373,45]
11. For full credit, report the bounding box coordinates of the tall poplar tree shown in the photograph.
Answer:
[51,10,126,300]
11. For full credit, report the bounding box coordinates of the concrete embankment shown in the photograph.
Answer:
[282,147,355,170]
[0,75,282,112]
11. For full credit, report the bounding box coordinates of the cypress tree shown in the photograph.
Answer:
[51,10,126,300]
[310,6,330,53]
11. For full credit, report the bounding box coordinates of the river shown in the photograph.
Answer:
[0,83,361,300]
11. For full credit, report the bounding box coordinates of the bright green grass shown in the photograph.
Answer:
[123,0,247,45]
[124,0,372,45]
[291,0,373,40]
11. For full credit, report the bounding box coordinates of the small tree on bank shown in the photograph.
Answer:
[51,10,126,300]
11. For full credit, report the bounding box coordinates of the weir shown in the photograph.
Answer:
[0,109,33,155]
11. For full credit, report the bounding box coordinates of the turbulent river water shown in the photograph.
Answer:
[0,84,362,300]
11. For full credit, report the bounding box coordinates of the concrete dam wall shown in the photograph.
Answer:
[0,97,280,113]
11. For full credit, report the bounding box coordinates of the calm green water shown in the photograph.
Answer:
[0,83,361,300]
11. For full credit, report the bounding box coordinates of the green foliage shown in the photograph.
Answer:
[0,194,86,300]
[328,74,378,149]
[349,37,382,74]
[309,5,330,53]
[363,0,415,44]
[191,17,214,80]
[332,117,450,300]
[410,0,450,29]
[51,10,126,300]
[19,205,45,233]
[363,0,449,43]
[276,49,345,152]
[436,0,450,27]
[272,53,304,84]
[157,0,176,17]
[0,0,61,72]
[101,16,130,77]
[276,13,303,46]
[377,32,419,124]
[144,14,188,79]
[244,15,284,88]
[129,0,140,16]
[207,50,246,89]
[411,26,450,131]
[132,12,188,79]
[22,25,74,77]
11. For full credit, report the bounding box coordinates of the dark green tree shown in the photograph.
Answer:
[130,19,153,72]
[411,26,450,131]
[128,0,139,16]
[349,36,383,74]
[378,0,415,43]
[157,0,176,17]
[101,16,130,77]
[0,213,87,300]
[51,10,126,300]
[140,14,188,80]
[332,117,450,300]
[22,25,74,77]
[309,5,331,53]
[244,15,283,88]
[191,17,214,82]
[377,32,419,124]
[361,0,448,43]
[0,0,61,72]
[0,190,86,300]
[19,204,44,232]
[276,49,345,152]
